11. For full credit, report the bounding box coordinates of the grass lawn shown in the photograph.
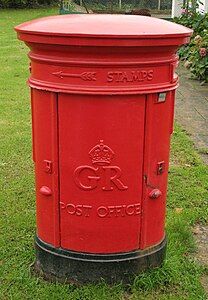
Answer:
[0,7,208,300]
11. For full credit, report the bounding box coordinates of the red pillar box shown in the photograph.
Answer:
[15,15,192,284]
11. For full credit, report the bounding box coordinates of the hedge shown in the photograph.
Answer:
[0,0,57,8]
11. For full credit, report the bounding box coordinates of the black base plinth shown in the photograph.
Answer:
[34,236,167,284]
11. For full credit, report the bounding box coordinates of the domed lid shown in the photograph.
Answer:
[15,14,192,46]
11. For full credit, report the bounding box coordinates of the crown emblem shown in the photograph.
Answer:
[89,140,114,165]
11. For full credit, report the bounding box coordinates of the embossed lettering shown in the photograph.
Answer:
[61,202,141,218]
[147,70,154,81]
[107,70,154,83]
[74,166,100,190]
[83,205,92,217]
[97,206,109,218]
[120,72,128,82]
[74,140,128,191]
[61,202,92,217]
[97,203,141,218]
[114,205,125,217]
[102,166,128,191]
[125,204,135,216]
[107,72,114,82]
[66,203,76,215]
[143,71,148,78]
[131,71,142,82]
[134,203,141,215]
[115,72,123,82]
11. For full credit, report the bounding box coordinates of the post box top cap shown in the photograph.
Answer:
[15,14,192,46]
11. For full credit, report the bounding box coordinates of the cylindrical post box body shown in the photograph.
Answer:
[15,15,192,284]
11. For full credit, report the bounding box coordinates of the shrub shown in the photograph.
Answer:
[174,11,208,83]
[73,0,172,10]
[0,0,57,8]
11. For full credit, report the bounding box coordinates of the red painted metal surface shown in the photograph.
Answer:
[31,90,60,247]
[15,15,192,253]
[140,92,175,249]
[59,94,145,253]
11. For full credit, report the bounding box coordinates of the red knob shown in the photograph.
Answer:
[149,189,162,199]
[40,186,52,196]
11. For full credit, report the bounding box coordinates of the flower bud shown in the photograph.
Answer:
[199,48,207,57]
[194,35,202,43]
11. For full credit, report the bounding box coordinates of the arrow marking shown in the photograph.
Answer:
[52,71,97,81]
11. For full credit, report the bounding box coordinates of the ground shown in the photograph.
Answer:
[176,65,208,165]
[176,65,208,294]
[0,7,208,300]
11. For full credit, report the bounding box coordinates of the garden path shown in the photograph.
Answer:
[176,64,208,164]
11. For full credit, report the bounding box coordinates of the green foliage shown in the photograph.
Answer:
[174,11,208,83]
[73,0,172,10]
[0,0,57,8]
